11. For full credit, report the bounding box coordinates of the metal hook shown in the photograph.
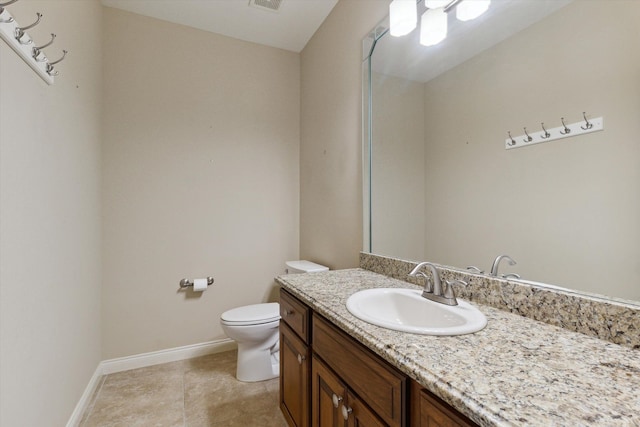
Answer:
[540,122,550,139]
[48,49,66,65]
[15,12,41,45]
[580,112,593,130]
[559,117,571,135]
[0,0,18,22]
[0,10,13,23]
[522,127,533,143]
[46,49,67,76]
[507,131,516,146]
[32,33,55,62]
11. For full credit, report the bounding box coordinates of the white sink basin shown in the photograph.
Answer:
[346,288,487,336]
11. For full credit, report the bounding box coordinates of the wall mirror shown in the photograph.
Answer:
[363,0,640,303]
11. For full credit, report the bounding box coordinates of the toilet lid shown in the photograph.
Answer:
[221,303,280,325]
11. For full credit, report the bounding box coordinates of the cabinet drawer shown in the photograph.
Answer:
[280,289,311,343]
[312,314,406,427]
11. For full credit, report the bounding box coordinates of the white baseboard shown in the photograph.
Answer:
[66,364,104,427]
[66,339,236,426]
[100,338,236,375]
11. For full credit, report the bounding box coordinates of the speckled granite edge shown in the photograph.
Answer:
[360,252,640,350]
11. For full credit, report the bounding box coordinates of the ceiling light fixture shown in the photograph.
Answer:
[389,0,490,46]
[389,0,417,37]
[420,8,447,47]
[456,0,490,21]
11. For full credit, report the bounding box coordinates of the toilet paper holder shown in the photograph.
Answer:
[179,277,214,288]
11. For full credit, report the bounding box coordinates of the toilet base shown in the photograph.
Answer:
[236,343,280,382]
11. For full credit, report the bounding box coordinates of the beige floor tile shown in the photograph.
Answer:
[81,350,288,427]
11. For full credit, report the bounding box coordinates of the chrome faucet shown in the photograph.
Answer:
[408,262,466,306]
[490,255,517,277]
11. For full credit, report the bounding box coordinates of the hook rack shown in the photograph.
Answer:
[0,3,67,84]
[505,113,603,150]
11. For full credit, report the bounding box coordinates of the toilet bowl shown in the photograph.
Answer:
[220,303,280,382]
[220,260,328,382]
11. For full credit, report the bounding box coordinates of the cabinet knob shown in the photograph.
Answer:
[297,353,305,365]
[331,393,343,409]
[341,404,352,420]
[283,309,293,317]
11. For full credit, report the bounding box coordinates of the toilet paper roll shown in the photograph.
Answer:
[193,278,208,292]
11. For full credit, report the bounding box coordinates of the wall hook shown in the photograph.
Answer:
[540,122,550,139]
[507,131,516,146]
[581,112,593,130]
[0,0,18,23]
[32,33,55,62]
[46,49,66,76]
[559,117,571,135]
[522,127,533,143]
[14,12,41,45]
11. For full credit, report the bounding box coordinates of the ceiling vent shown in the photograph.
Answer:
[249,0,283,13]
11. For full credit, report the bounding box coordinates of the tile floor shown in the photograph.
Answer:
[80,350,288,427]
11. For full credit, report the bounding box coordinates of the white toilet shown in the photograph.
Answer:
[220,260,328,382]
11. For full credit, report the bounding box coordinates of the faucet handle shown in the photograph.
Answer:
[444,279,467,299]
[415,272,433,293]
[466,266,484,274]
[501,273,521,279]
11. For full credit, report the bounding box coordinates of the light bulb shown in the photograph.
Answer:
[420,7,447,47]
[389,0,417,37]
[456,0,490,21]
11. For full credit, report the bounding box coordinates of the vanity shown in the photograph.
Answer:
[279,285,473,427]
[276,260,640,427]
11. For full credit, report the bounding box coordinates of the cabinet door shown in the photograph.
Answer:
[312,355,347,427]
[313,315,405,426]
[410,381,477,427]
[281,321,310,427]
[344,390,387,427]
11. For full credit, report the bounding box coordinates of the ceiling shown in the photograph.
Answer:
[101,0,339,52]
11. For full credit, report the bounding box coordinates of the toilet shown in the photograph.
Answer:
[284,260,329,275]
[220,260,328,382]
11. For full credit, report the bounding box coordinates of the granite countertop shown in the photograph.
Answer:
[276,269,640,427]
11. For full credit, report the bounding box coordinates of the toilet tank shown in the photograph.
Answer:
[285,260,329,274]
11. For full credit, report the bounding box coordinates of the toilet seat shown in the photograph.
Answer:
[221,303,280,326]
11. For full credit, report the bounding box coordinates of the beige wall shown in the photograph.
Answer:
[0,1,103,425]
[300,0,389,269]
[102,8,300,359]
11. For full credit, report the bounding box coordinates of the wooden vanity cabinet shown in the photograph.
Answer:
[410,381,477,427]
[312,355,386,427]
[312,315,406,426]
[280,290,312,427]
[280,288,477,427]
